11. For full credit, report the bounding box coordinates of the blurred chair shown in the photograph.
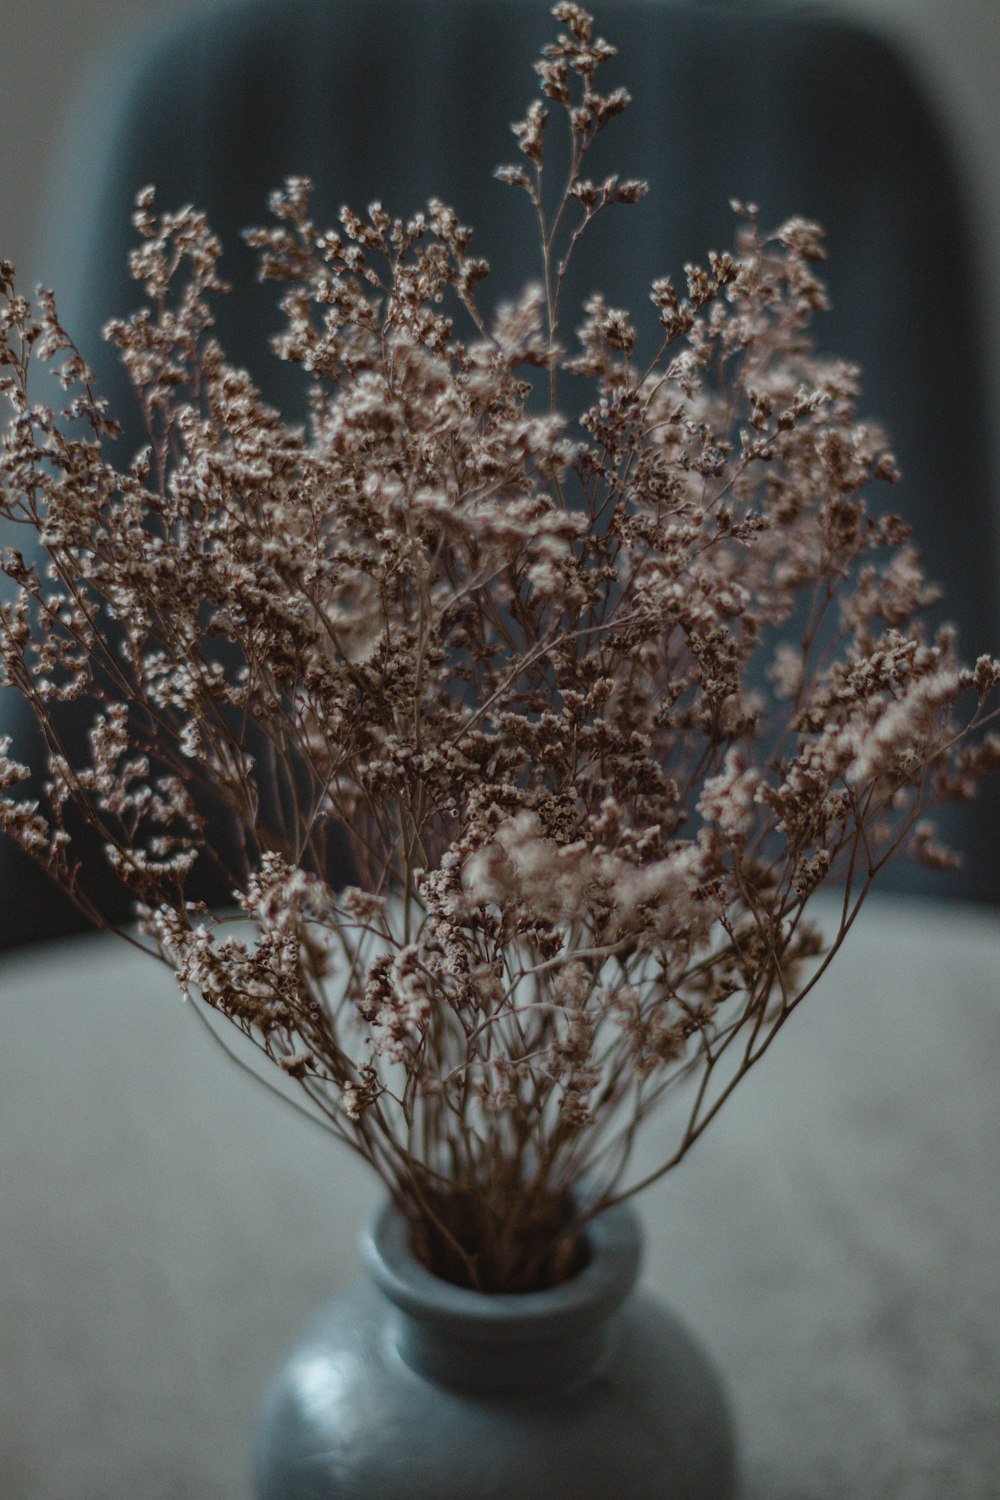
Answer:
[3,0,998,947]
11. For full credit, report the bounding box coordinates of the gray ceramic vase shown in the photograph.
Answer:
[254,1196,738,1499]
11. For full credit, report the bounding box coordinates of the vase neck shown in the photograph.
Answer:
[363,1196,642,1396]
[391,1304,618,1394]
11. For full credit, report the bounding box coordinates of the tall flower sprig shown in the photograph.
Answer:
[2,3,999,1291]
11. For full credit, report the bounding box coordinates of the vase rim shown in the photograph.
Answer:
[362,1193,642,1343]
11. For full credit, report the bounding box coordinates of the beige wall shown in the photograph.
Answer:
[836,0,1000,334]
[1,0,203,288]
[3,0,999,386]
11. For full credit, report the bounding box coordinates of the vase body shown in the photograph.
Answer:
[254,1198,737,1500]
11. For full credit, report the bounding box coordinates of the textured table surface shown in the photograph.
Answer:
[1,892,998,1500]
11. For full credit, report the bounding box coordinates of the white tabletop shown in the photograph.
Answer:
[2,892,998,1500]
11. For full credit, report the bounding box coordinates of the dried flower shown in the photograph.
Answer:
[2,5,998,1293]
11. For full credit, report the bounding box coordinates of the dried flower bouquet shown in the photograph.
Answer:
[2,4,999,1292]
